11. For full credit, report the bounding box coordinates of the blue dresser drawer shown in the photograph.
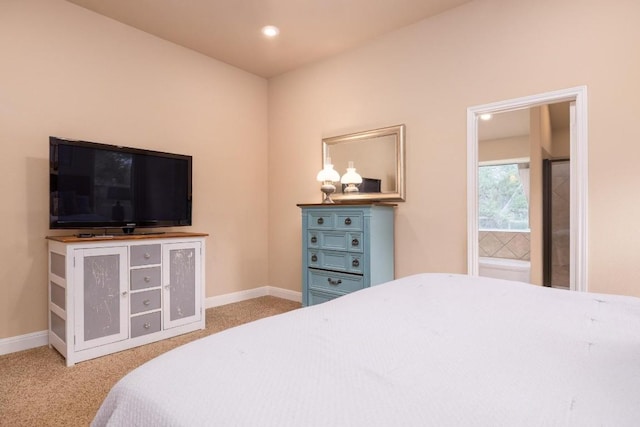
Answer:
[306,210,363,231]
[308,288,342,305]
[308,250,363,274]
[308,269,364,293]
[334,212,363,231]
[307,211,335,229]
[308,231,363,253]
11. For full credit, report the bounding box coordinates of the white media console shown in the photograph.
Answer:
[47,232,207,366]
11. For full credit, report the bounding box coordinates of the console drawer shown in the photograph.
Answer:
[308,269,364,294]
[131,311,161,338]
[130,289,161,315]
[130,244,161,266]
[130,266,161,290]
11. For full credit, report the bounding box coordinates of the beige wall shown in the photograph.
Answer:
[529,106,552,286]
[552,127,571,158]
[479,135,530,163]
[0,0,269,339]
[268,0,640,298]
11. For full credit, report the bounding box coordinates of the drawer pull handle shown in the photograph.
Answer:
[352,259,360,267]
[317,218,324,225]
[310,236,318,244]
[345,218,352,225]
[144,276,151,283]
[143,253,151,259]
[311,254,318,262]
[327,278,342,286]
[143,299,151,306]
[143,322,151,329]
[351,238,359,247]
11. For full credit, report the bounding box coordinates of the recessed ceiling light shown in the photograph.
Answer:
[480,113,492,121]
[261,25,280,38]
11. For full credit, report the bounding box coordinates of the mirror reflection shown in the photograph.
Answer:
[322,124,405,202]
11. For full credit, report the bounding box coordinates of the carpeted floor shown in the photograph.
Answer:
[0,296,300,427]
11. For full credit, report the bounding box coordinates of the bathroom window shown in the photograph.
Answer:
[478,163,529,230]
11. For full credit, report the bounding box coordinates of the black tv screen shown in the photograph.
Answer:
[50,137,192,231]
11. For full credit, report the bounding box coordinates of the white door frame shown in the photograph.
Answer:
[467,86,588,292]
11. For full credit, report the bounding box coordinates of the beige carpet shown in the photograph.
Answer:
[0,296,300,427]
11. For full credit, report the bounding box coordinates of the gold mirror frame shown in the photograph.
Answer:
[322,124,406,202]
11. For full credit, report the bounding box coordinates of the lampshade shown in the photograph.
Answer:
[340,161,363,185]
[340,161,362,193]
[316,158,340,183]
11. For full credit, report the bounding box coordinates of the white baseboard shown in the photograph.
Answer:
[1,286,301,357]
[265,286,302,302]
[0,330,48,356]
[205,285,301,308]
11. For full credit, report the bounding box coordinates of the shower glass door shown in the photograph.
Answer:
[543,159,570,288]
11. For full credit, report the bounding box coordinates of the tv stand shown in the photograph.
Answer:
[46,232,208,366]
[131,231,166,236]
[74,230,168,238]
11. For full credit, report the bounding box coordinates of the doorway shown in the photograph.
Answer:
[467,86,588,292]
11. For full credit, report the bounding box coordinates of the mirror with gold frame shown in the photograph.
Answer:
[322,124,405,202]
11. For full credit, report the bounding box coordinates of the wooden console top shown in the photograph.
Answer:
[46,231,208,243]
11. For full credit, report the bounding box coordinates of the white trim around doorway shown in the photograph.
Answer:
[467,86,588,292]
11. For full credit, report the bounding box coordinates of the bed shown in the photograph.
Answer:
[92,273,640,426]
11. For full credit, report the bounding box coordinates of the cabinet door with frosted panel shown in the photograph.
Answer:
[163,242,202,329]
[74,246,128,350]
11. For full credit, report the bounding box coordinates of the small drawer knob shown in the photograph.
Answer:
[317,218,324,225]
[311,254,318,262]
[143,299,151,306]
[344,217,352,225]
[351,238,359,247]
[144,276,151,283]
[310,236,318,244]
[121,291,128,297]
[143,322,151,329]
[352,259,360,268]
[143,253,151,259]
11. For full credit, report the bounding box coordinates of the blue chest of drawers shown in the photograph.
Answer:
[299,203,395,306]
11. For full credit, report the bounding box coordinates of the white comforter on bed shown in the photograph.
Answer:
[92,273,640,426]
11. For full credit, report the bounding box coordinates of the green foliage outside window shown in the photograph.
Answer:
[478,163,529,230]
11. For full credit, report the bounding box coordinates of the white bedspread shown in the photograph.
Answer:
[92,273,640,426]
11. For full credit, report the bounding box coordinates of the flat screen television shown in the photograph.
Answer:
[50,136,192,233]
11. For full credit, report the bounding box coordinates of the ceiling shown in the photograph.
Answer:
[479,102,571,141]
[479,109,531,141]
[65,0,473,78]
